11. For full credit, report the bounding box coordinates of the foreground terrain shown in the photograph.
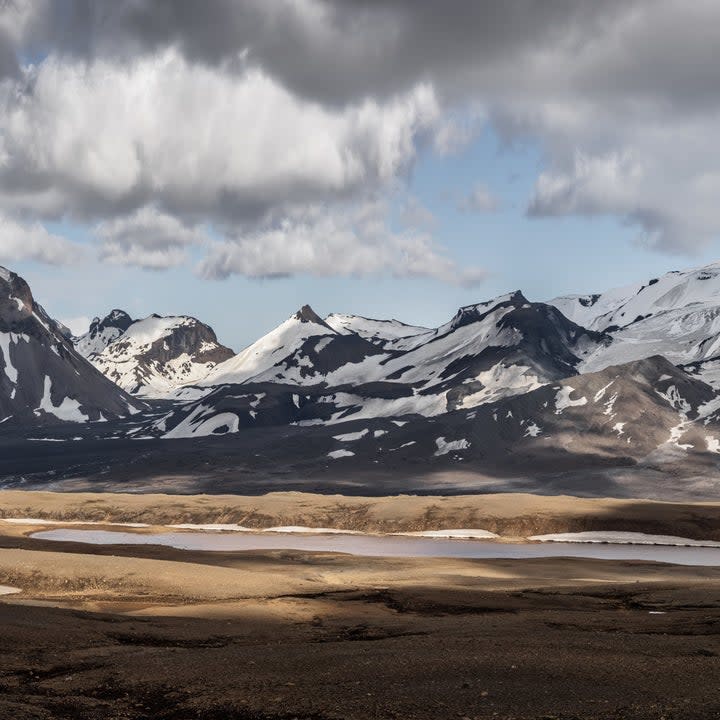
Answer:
[1,491,720,719]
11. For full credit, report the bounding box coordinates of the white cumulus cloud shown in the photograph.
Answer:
[199,202,484,287]
[0,50,438,225]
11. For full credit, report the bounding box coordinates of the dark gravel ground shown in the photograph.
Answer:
[2,576,720,719]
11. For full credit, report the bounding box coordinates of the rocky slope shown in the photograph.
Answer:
[0,267,143,425]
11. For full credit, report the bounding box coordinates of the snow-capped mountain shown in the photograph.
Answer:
[552,262,720,331]
[197,292,609,415]
[75,309,134,357]
[6,258,720,496]
[199,305,384,387]
[365,291,609,407]
[149,291,612,441]
[551,262,720,388]
[75,310,234,397]
[0,267,143,425]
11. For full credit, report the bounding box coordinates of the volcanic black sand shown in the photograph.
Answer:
[1,492,720,719]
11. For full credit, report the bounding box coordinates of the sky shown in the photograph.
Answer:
[1,1,720,351]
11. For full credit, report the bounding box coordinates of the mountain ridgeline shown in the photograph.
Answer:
[4,261,720,496]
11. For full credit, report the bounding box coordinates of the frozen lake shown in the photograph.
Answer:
[29,528,720,566]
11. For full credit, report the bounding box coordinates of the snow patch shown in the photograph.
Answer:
[1,518,149,527]
[603,392,618,416]
[262,526,362,535]
[0,333,18,384]
[333,429,369,442]
[657,385,692,415]
[35,376,87,422]
[314,337,333,353]
[554,386,588,414]
[434,437,470,456]
[459,363,542,409]
[164,410,239,438]
[391,441,416,451]
[593,380,614,402]
[169,523,252,532]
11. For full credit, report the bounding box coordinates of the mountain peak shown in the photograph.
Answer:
[294,304,327,325]
[477,290,527,308]
[89,309,134,336]
[0,267,34,330]
[447,291,529,332]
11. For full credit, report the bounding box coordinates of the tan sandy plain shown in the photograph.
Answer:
[2,488,720,539]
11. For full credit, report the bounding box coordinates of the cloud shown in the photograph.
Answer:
[0,214,85,265]
[0,0,34,79]
[18,1,628,104]
[95,206,207,269]
[459,184,499,213]
[2,0,720,264]
[198,201,484,287]
[0,50,438,224]
[399,196,435,230]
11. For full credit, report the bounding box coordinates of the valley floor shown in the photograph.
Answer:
[1,491,720,719]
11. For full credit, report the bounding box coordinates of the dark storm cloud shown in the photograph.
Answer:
[0,26,18,78]
[25,0,632,104]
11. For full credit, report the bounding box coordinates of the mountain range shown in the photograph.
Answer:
[4,261,720,499]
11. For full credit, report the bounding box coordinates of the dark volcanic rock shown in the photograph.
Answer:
[0,267,144,425]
